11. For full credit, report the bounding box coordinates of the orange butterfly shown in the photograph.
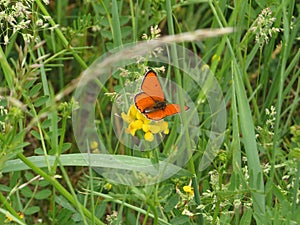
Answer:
[134,70,189,121]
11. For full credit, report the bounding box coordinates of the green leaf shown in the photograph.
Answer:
[34,148,43,155]
[33,95,49,107]
[101,29,112,39]
[0,184,11,192]
[119,16,130,25]
[23,79,37,90]
[30,130,41,140]
[55,195,76,212]
[39,180,50,187]
[24,171,34,181]
[170,215,190,225]
[41,119,52,128]
[21,187,33,198]
[95,201,107,218]
[24,206,40,215]
[34,189,51,200]
[121,26,132,38]
[62,143,72,153]
[98,17,109,26]
[2,154,193,178]
[29,83,42,97]
[240,207,253,225]
[55,208,74,225]
[164,194,179,213]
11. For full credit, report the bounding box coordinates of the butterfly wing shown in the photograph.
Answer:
[144,110,167,121]
[164,104,190,117]
[141,70,165,101]
[135,70,189,121]
[135,70,165,115]
[144,104,189,121]
[134,92,156,113]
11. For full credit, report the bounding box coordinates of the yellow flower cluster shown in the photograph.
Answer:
[121,105,169,142]
[183,185,194,196]
[6,211,24,222]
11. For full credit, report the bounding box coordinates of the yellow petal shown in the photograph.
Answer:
[131,120,143,130]
[129,105,138,118]
[148,121,168,134]
[121,112,132,123]
[129,127,137,136]
[148,124,162,134]
[142,124,150,132]
[144,132,154,142]
[183,185,194,195]
[90,141,98,149]
[136,111,151,124]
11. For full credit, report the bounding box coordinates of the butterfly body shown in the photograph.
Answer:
[134,70,189,121]
[143,100,167,113]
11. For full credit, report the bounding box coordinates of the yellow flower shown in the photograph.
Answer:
[90,141,98,149]
[183,185,194,196]
[122,105,169,142]
[6,211,24,222]
[104,183,112,191]
[143,120,169,134]
[128,119,143,136]
[212,54,220,62]
[18,212,24,219]
[121,105,137,123]
[90,141,100,153]
[144,132,154,142]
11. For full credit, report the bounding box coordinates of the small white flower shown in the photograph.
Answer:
[282,175,290,180]
[265,108,270,115]
[250,7,282,47]
[4,35,9,45]
[118,68,130,77]
[141,33,148,40]
[36,19,43,26]
[233,199,241,208]
[43,16,51,21]
[270,105,276,116]
[182,208,194,216]
[22,33,33,43]
[91,25,101,32]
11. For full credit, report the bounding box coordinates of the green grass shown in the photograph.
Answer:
[1,0,300,224]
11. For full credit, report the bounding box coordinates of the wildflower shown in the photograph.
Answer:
[22,33,33,43]
[142,25,161,40]
[121,105,169,142]
[90,141,100,153]
[91,25,101,32]
[5,213,13,222]
[233,199,242,209]
[175,180,195,217]
[212,54,220,62]
[4,35,9,45]
[106,211,118,224]
[182,208,194,217]
[118,68,130,77]
[36,19,43,26]
[104,183,112,192]
[150,25,161,39]
[183,185,194,196]
[141,25,163,57]
[209,170,219,189]
[18,212,24,219]
[250,7,282,47]
[5,211,24,222]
